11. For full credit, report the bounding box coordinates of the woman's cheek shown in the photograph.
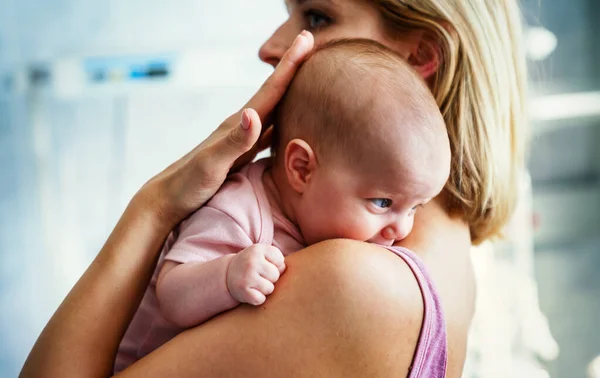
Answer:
[315,30,343,45]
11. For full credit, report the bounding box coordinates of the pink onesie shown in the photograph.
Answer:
[115,159,448,377]
[115,159,305,372]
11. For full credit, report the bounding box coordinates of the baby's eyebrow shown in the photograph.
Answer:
[288,0,335,7]
[286,0,306,7]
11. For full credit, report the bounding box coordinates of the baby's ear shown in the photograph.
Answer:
[284,139,317,193]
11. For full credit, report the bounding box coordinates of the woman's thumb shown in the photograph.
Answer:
[225,108,262,160]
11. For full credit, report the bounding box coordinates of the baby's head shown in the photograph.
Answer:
[271,39,450,246]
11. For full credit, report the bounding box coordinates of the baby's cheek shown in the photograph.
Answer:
[302,213,363,244]
[406,216,416,235]
[298,206,341,245]
[330,213,375,242]
[301,195,372,243]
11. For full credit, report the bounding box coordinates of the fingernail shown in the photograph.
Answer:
[241,109,251,130]
[295,30,308,45]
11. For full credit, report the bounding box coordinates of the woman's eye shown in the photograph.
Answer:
[370,198,393,209]
[304,9,331,30]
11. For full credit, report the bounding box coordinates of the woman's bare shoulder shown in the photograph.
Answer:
[295,239,425,319]
[118,239,424,378]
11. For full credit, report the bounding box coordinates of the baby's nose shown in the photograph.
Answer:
[382,219,413,242]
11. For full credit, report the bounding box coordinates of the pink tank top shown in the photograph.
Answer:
[384,246,448,378]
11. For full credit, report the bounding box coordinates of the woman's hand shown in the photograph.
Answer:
[138,30,314,229]
[19,30,313,378]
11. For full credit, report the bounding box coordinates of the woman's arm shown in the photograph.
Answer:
[19,31,315,378]
[20,198,172,378]
[117,240,424,378]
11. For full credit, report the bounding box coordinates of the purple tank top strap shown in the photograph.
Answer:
[382,246,448,378]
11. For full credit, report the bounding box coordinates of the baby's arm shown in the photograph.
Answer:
[157,256,236,328]
[157,244,285,328]
[155,201,286,328]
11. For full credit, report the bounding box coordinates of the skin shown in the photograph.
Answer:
[20,1,477,377]
[260,0,437,79]
[269,132,450,246]
[155,88,451,333]
[260,6,475,375]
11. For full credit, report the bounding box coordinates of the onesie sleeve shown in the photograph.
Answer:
[164,170,264,264]
[165,206,254,264]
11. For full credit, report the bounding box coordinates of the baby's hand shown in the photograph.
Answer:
[226,244,286,306]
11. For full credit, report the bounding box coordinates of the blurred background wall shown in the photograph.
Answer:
[0,1,599,377]
[523,0,600,376]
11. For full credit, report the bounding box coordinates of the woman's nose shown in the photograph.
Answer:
[258,21,298,68]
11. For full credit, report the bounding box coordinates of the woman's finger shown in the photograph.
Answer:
[217,108,262,164]
[224,31,313,172]
[244,30,314,121]
[144,32,313,223]
[231,124,274,171]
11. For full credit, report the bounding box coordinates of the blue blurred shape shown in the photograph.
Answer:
[84,53,175,84]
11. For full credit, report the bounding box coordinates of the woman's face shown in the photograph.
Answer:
[259,0,418,68]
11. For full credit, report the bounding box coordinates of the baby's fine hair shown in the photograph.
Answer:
[272,38,444,165]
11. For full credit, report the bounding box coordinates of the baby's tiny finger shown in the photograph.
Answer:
[259,261,281,283]
[264,246,285,273]
[263,245,281,260]
[253,277,275,297]
[247,288,267,306]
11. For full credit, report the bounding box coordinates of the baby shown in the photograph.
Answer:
[115,39,451,372]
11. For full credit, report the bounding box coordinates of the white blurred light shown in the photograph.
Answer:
[531,91,600,125]
[588,355,600,378]
[525,27,558,61]
[528,367,550,378]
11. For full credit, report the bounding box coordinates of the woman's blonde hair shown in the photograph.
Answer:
[376,0,529,244]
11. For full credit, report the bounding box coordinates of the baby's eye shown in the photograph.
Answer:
[304,9,331,30]
[409,205,422,216]
[370,198,393,209]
